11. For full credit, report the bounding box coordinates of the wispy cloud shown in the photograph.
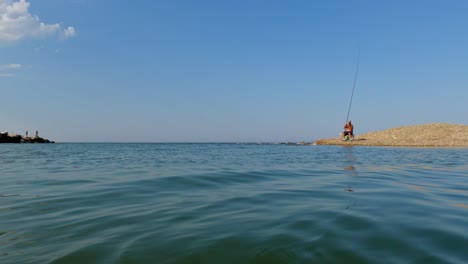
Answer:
[63,26,76,39]
[0,63,22,70]
[0,0,76,44]
[0,63,22,77]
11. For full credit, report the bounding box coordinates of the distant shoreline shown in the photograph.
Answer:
[314,123,468,147]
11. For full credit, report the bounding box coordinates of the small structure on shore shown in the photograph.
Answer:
[0,131,54,144]
[314,123,468,147]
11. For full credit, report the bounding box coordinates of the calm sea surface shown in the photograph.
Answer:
[1,143,467,263]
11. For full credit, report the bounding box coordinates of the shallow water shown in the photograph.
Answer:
[1,143,467,263]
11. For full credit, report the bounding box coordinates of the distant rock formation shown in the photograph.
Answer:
[0,132,54,144]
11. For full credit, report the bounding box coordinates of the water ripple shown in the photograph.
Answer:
[0,144,467,263]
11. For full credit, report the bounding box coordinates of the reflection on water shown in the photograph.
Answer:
[447,188,467,194]
[402,183,429,193]
[342,147,357,210]
[397,180,468,207]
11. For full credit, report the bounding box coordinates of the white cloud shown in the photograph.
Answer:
[0,63,22,77]
[0,0,76,44]
[0,63,22,70]
[63,26,76,38]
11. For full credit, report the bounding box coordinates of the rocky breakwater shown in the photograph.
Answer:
[0,132,54,143]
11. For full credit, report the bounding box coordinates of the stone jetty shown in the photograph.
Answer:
[0,132,54,143]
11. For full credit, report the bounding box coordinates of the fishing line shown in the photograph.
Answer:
[345,49,360,123]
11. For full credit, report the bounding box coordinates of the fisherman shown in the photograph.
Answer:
[342,121,354,141]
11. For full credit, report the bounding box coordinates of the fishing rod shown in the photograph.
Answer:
[345,49,360,123]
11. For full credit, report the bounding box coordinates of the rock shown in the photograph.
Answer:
[0,133,22,143]
[0,132,54,144]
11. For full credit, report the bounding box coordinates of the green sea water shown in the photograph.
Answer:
[1,143,467,263]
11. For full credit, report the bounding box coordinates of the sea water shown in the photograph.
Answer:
[1,143,467,263]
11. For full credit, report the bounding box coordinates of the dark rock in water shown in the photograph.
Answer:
[0,132,54,144]
[0,133,22,143]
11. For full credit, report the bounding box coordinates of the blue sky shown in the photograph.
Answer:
[1,0,467,142]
